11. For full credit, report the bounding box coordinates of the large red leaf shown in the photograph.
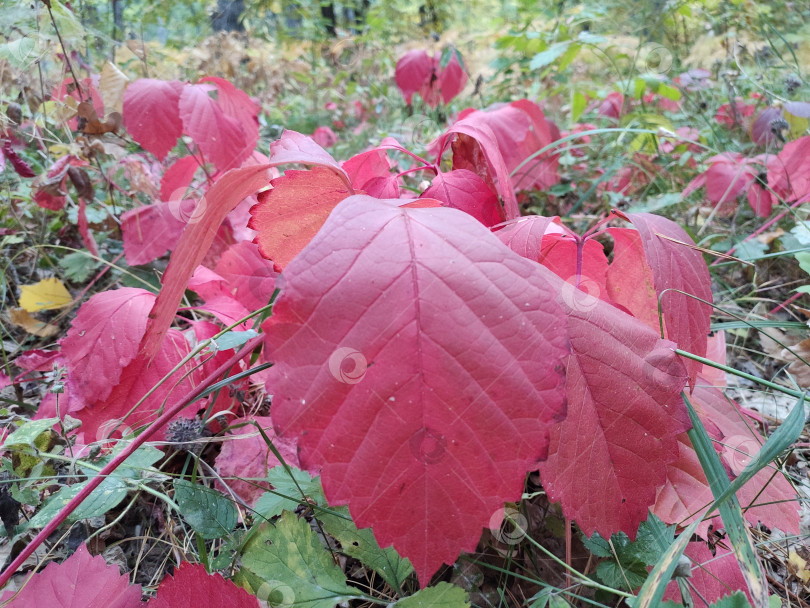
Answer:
[264,195,569,584]
[249,166,354,272]
[61,288,156,407]
[179,83,251,173]
[538,288,691,540]
[0,544,142,608]
[438,52,467,104]
[147,562,258,608]
[122,79,184,160]
[422,169,503,227]
[622,212,712,387]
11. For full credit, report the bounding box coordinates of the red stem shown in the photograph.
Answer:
[0,336,264,589]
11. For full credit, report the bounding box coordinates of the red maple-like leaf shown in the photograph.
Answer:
[147,562,258,608]
[122,78,184,160]
[494,216,558,261]
[214,416,301,506]
[267,130,349,183]
[264,195,570,584]
[394,50,436,106]
[33,155,89,210]
[683,152,771,216]
[438,52,467,105]
[249,166,355,272]
[422,169,503,226]
[2,140,35,178]
[212,241,278,311]
[199,76,259,157]
[0,544,142,607]
[342,148,401,198]
[60,288,156,407]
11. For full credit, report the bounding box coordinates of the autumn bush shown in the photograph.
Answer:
[0,1,809,607]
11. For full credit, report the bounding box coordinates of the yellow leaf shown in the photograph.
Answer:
[8,308,60,337]
[19,278,72,312]
[788,550,810,584]
[99,62,129,115]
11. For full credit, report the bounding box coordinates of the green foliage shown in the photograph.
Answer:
[174,478,239,539]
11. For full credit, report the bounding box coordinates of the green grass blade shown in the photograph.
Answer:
[682,392,768,606]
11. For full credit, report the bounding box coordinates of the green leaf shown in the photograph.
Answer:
[239,511,360,608]
[529,43,570,71]
[709,592,754,607]
[212,330,259,351]
[633,513,675,565]
[634,518,701,608]
[795,251,810,276]
[255,466,323,519]
[657,83,682,101]
[174,478,237,539]
[318,504,414,591]
[25,446,162,528]
[596,559,648,590]
[735,239,768,261]
[571,91,586,122]
[59,252,102,283]
[395,582,469,608]
[2,418,59,449]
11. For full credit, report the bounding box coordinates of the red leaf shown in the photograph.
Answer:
[342,148,400,197]
[452,100,559,193]
[122,79,184,160]
[623,212,713,387]
[147,562,258,608]
[179,83,252,173]
[214,416,300,506]
[249,166,354,271]
[0,544,142,608]
[438,52,467,104]
[438,117,520,219]
[663,540,750,607]
[538,293,690,539]
[395,50,435,105]
[2,140,35,178]
[606,227,660,330]
[268,130,349,184]
[768,135,810,203]
[494,216,558,261]
[213,241,278,311]
[121,201,191,265]
[264,195,569,584]
[61,288,156,407]
[140,163,271,359]
[160,156,200,202]
[76,329,203,443]
[422,169,503,227]
[199,76,259,156]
